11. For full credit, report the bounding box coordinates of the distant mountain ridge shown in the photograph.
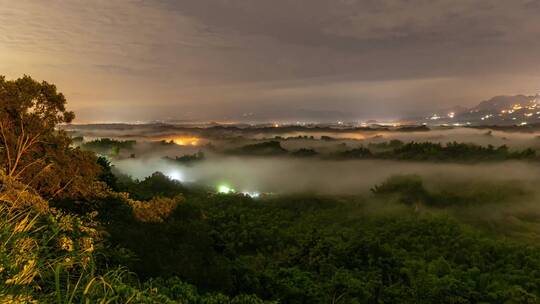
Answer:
[470,95,539,113]
[421,94,540,126]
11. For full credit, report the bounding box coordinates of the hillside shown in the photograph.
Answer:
[422,94,540,126]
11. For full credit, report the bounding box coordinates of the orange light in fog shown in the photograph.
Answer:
[170,137,200,146]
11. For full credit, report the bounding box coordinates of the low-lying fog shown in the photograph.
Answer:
[68,124,540,149]
[114,157,540,195]
[70,124,540,241]
[69,124,540,195]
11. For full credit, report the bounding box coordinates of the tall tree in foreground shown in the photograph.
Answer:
[0,75,100,200]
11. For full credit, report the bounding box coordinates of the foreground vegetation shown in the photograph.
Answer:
[4,75,540,303]
[5,172,540,303]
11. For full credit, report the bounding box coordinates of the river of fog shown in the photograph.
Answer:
[68,124,540,149]
[68,124,540,195]
[113,157,540,195]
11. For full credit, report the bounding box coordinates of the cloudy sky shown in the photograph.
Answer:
[1,0,540,122]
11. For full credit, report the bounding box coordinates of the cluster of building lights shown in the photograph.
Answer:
[480,114,493,121]
[429,112,454,120]
[427,98,540,126]
[495,101,540,125]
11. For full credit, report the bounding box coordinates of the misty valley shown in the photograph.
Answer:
[56,122,540,302]
[3,0,540,300]
[6,83,540,302]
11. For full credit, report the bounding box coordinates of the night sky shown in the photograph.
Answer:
[1,0,539,122]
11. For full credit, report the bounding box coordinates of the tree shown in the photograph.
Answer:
[0,75,100,200]
[97,156,118,190]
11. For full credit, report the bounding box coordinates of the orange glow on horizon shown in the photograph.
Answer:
[174,137,199,146]
[162,136,201,146]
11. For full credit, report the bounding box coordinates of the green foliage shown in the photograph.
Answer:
[117,172,186,201]
[85,183,540,303]
[6,75,540,303]
[0,172,270,303]
[338,141,537,162]
[231,141,288,156]
[371,174,429,205]
[387,141,536,161]
[71,136,84,144]
[6,154,540,304]
[75,269,271,304]
[372,174,530,208]
[221,139,537,163]
[291,148,318,157]
[97,156,118,190]
[100,196,233,291]
[368,139,404,150]
[0,172,98,302]
[166,151,206,166]
[81,138,136,155]
[0,75,101,200]
[178,194,540,303]
[338,146,373,159]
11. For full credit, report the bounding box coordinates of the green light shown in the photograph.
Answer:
[218,185,234,194]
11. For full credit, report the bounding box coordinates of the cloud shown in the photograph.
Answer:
[162,0,540,47]
[1,0,539,122]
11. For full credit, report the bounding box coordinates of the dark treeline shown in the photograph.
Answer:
[81,138,136,156]
[164,151,206,166]
[371,174,529,208]
[228,140,537,162]
[339,141,537,162]
[229,141,289,156]
[375,141,536,162]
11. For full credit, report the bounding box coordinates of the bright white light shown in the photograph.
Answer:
[167,171,183,181]
[242,191,261,198]
[218,185,234,194]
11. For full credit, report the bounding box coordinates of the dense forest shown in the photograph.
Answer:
[227,140,538,162]
[3,76,540,303]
